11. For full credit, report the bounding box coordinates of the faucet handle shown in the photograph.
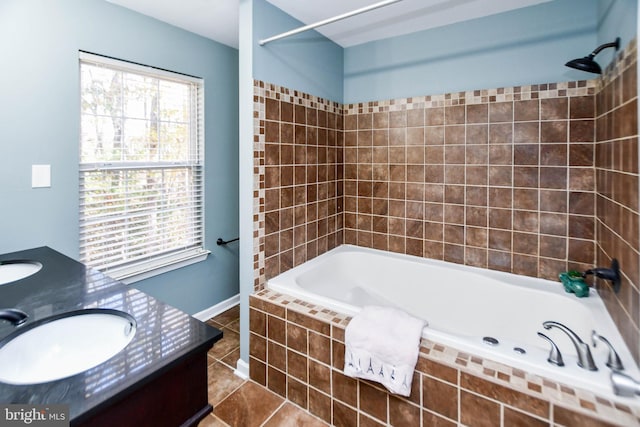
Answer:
[538,332,564,367]
[592,330,624,371]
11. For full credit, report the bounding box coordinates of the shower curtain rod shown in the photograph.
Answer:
[258,0,403,46]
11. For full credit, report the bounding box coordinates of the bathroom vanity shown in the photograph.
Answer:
[0,247,222,426]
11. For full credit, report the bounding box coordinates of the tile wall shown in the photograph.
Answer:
[251,39,640,426]
[253,79,599,287]
[254,82,344,289]
[595,41,640,362]
[341,81,597,281]
[249,291,640,426]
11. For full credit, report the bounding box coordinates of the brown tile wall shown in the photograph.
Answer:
[250,39,640,427]
[255,82,344,288]
[341,84,597,282]
[595,41,640,363]
[249,292,639,427]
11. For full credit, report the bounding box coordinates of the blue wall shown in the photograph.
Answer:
[0,0,239,314]
[343,0,599,104]
[252,0,344,103]
[238,0,255,365]
[597,0,638,66]
[236,0,345,366]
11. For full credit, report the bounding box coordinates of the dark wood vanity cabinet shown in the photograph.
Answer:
[76,350,212,427]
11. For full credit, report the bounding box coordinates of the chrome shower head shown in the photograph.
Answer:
[565,37,620,74]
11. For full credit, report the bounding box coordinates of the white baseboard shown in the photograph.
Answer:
[234,358,249,380]
[193,294,240,321]
[194,295,247,380]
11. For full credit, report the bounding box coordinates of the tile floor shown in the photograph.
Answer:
[198,305,329,427]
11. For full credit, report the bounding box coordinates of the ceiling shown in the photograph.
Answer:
[105,0,552,49]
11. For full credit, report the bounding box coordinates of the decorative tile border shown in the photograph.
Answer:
[601,37,637,87]
[255,80,343,114]
[252,289,640,426]
[254,81,266,291]
[343,80,597,114]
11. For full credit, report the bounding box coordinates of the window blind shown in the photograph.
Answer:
[79,52,206,280]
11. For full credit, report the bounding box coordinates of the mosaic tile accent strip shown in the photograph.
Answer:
[600,37,638,88]
[254,81,266,291]
[250,289,640,427]
[343,80,597,114]
[257,81,343,115]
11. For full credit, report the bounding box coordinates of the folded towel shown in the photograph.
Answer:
[343,306,426,397]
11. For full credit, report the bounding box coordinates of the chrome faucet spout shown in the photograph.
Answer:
[611,371,640,397]
[543,321,597,371]
[0,308,28,326]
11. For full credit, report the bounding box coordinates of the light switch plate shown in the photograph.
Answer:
[32,164,51,188]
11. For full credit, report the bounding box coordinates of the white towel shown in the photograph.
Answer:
[343,306,426,397]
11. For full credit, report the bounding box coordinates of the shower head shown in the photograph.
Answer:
[565,38,620,74]
[565,55,603,74]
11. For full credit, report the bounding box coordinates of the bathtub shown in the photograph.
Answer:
[268,244,639,400]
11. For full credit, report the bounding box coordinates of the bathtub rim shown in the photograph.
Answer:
[266,244,640,405]
[251,289,640,425]
[268,243,608,316]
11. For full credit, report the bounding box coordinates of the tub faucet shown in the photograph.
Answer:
[542,321,597,371]
[537,332,564,366]
[611,371,640,397]
[592,330,624,371]
[0,308,28,326]
[583,259,621,293]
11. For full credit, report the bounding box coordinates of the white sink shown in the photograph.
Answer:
[0,261,43,285]
[0,310,136,384]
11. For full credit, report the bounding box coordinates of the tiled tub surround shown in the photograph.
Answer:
[250,291,640,426]
[251,40,640,426]
[342,81,597,283]
[254,78,600,291]
[595,41,640,366]
[255,82,344,290]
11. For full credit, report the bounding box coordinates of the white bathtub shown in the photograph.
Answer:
[268,244,639,400]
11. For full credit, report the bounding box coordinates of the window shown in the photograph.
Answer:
[79,52,207,283]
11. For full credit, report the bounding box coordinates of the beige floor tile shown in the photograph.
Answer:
[220,348,241,370]
[211,305,240,327]
[207,362,246,406]
[262,403,330,427]
[208,327,240,360]
[214,381,284,427]
[225,319,240,333]
[198,413,230,427]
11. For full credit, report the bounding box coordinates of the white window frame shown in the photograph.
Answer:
[79,52,208,284]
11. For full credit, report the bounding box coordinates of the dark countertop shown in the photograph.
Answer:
[0,247,222,424]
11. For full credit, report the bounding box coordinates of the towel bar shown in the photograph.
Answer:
[216,237,239,246]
